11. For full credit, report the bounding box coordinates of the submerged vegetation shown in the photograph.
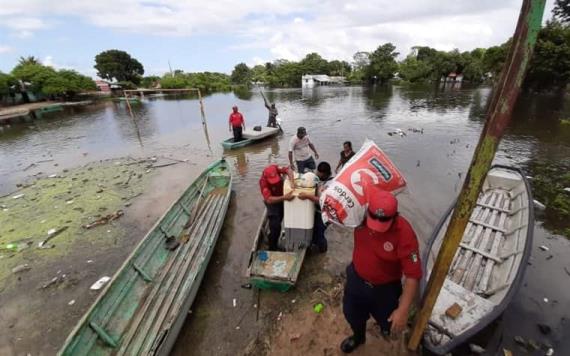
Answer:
[528,162,570,238]
[0,159,153,286]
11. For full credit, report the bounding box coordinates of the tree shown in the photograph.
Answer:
[352,52,370,71]
[328,60,351,76]
[0,72,15,96]
[94,50,144,84]
[299,53,330,74]
[250,65,268,83]
[366,43,399,84]
[524,20,570,91]
[554,0,570,23]
[18,56,41,66]
[11,63,57,93]
[398,56,432,82]
[141,76,160,88]
[230,63,252,85]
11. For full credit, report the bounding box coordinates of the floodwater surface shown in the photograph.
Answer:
[0,85,569,355]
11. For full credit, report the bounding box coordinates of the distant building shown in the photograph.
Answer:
[441,72,464,83]
[302,74,346,88]
[95,80,111,93]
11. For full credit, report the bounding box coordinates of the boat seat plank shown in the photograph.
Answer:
[476,202,510,214]
[458,243,503,264]
[467,218,506,233]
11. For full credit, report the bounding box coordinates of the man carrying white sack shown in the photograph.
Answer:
[340,186,422,353]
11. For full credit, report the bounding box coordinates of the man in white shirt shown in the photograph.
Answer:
[288,127,319,173]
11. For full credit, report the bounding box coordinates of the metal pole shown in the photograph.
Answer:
[407,0,545,350]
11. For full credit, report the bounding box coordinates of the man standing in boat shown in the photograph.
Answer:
[261,91,278,127]
[289,127,319,173]
[259,165,295,251]
[340,186,422,353]
[229,105,246,142]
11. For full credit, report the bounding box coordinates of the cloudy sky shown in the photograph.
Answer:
[0,0,555,77]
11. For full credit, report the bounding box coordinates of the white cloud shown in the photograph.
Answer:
[0,0,557,64]
[0,45,14,54]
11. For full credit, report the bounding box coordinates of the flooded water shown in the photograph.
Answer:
[1,85,569,355]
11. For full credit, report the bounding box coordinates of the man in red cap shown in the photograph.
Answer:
[340,186,422,353]
[259,164,294,250]
[229,105,245,142]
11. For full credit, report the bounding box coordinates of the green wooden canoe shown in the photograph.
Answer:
[221,137,255,150]
[59,159,232,356]
[246,209,306,292]
[117,97,140,103]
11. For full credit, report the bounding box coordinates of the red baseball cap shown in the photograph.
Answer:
[366,186,398,232]
[263,165,281,185]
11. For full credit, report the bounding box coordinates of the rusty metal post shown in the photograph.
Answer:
[408,0,545,350]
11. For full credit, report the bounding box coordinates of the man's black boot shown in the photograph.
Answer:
[340,334,365,353]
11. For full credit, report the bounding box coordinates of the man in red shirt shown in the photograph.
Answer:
[340,186,422,353]
[259,165,294,250]
[228,105,245,142]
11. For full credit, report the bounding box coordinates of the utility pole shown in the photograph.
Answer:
[407,0,546,351]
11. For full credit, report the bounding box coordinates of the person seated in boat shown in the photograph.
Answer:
[340,186,422,353]
[289,127,319,173]
[228,106,246,142]
[259,164,295,251]
[336,141,355,173]
[298,161,333,253]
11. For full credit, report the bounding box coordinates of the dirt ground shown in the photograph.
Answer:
[240,226,419,356]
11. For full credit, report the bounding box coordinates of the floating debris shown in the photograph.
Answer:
[313,303,324,313]
[12,194,25,200]
[537,323,551,335]
[233,298,237,308]
[38,226,68,248]
[68,300,76,306]
[90,276,111,290]
[12,264,31,274]
[539,245,550,252]
[533,199,546,210]
[469,344,485,354]
[82,210,124,229]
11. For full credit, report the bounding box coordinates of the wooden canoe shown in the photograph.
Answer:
[422,165,533,354]
[246,209,306,292]
[222,126,280,150]
[59,159,232,356]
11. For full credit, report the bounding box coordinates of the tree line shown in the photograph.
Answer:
[0,56,96,101]
[2,1,569,100]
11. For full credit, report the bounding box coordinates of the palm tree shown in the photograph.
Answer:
[18,56,41,66]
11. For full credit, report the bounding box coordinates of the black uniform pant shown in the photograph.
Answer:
[232,126,243,142]
[266,202,284,251]
[343,263,402,341]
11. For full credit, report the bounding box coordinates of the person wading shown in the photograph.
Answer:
[288,127,319,173]
[229,105,245,142]
[259,165,294,251]
[341,186,422,353]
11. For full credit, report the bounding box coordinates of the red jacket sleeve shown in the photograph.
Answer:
[397,219,423,280]
[259,178,272,202]
[277,166,289,175]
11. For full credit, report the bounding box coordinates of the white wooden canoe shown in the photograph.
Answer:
[422,165,533,354]
[242,126,280,140]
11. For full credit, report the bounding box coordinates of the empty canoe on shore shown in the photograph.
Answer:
[422,165,533,355]
[246,209,306,292]
[222,126,280,150]
[59,159,232,356]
